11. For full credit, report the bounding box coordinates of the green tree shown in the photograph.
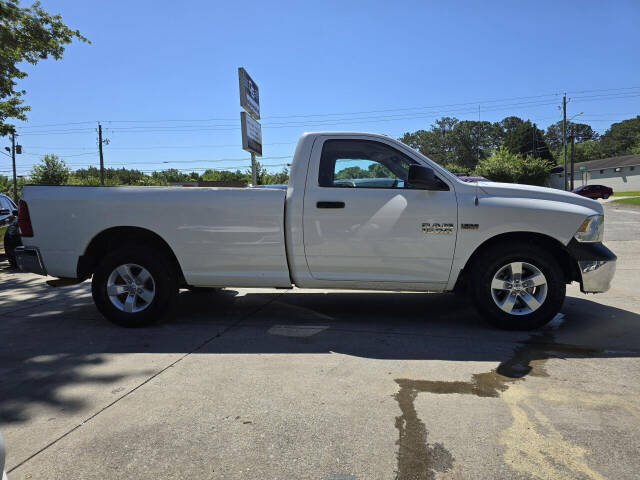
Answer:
[201,169,248,184]
[1,174,26,197]
[496,116,525,137]
[545,121,598,151]
[263,168,289,184]
[0,174,8,194]
[451,120,501,168]
[401,116,510,169]
[473,147,552,186]
[598,116,640,157]
[502,121,553,161]
[334,166,371,180]
[30,153,70,184]
[400,117,459,165]
[151,168,192,184]
[1,0,88,135]
[570,139,603,164]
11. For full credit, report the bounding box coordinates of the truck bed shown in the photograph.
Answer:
[21,185,292,287]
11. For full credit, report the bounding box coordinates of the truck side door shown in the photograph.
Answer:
[302,137,457,285]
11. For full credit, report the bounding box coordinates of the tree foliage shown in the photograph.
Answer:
[544,121,598,150]
[30,153,70,184]
[399,113,640,174]
[598,116,640,158]
[501,121,553,161]
[0,0,88,135]
[473,147,553,186]
[20,156,292,188]
[400,115,554,171]
[0,173,26,198]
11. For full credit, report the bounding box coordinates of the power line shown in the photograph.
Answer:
[12,85,640,133]
[19,97,567,134]
[14,92,564,129]
[61,155,292,167]
[16,141,299,151]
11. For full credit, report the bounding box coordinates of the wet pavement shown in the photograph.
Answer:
[0,202,639,479]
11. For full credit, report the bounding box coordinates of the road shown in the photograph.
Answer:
[1,203,639,479]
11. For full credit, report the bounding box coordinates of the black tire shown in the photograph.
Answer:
[603,193,610,199]
[91,247,178,327]
[4,222,20,267]
[4,242,16,267]
[469,242,566,330]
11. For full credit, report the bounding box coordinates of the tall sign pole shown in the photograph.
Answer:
[238,67,262,185]
[251,152,257,186]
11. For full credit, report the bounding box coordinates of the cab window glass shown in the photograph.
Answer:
[319,139,416,189]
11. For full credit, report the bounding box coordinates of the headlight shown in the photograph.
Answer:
[574,215,604,242]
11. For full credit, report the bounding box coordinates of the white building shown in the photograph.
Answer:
[547,153,640,191]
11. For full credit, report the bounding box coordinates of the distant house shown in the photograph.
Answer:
[547,154,640,190]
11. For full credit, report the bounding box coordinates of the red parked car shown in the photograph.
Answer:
[571,184,613,200]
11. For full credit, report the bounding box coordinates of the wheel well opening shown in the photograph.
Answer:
[78,227,185,285]
[454,232,579,292]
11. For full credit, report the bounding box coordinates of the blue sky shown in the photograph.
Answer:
[5,0,640,177]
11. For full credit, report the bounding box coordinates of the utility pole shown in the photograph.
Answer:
[570,128,576,191]
[477,104,481,162]
[562,94,567,190]
[98,123,104,186]
[11,131,17,203]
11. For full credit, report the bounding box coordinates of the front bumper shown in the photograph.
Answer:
[14,246,47,276]
[567,240,616,293]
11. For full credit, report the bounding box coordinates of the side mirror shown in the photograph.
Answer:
[12,209,18,216]
[407,165,445,190]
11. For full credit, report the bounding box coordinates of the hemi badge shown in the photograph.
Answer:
[461,224,479,230]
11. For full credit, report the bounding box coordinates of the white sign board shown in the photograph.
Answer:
[238,67,260,120]
[241,111,262,156]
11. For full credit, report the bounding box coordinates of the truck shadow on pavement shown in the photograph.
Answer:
[1,282,639,427]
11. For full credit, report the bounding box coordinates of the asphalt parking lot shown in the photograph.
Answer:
[1,202,639,480]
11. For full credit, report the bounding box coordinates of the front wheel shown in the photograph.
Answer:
[92,247,178,327]
[469,243,566,330]
[603,193,610,199]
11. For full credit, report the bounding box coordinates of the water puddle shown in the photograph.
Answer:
[392,322,613,479]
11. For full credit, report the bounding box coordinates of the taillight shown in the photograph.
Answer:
[18,200,34,237]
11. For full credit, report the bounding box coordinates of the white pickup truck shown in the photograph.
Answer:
[15,132,616,330]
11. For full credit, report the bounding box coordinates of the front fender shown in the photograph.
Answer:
[447,191,600,290]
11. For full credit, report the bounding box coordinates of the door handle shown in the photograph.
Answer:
[317,201,345,209]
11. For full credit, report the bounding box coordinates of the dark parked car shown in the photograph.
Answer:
[0,193,20,267]
[571,184,613,200]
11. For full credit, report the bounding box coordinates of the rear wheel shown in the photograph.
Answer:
[92,247,178,327]
[469,243,565,330]
[603,193,610,199]
[4,239,16,267]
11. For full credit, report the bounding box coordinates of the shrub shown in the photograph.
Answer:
[473,147,552,185]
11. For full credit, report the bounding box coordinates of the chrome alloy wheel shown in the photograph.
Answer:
[490,261,547,316]
[106,263,155,313]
